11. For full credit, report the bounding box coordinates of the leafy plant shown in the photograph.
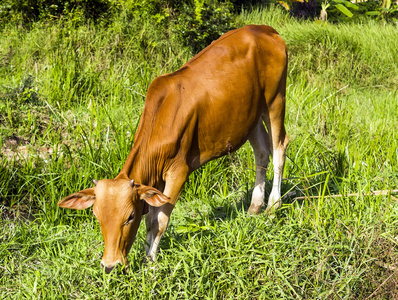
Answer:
[0,0,113,27]
[172,0,236,53]
[321,0,398,22]
[332,0,359,17]
[364,0,398,21]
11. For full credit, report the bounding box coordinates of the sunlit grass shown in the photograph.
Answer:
[1,6,398,299]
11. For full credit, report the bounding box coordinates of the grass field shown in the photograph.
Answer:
[1,5,398,299]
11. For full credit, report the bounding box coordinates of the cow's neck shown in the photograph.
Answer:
[116,79,184,189]
[117,136,162,187]
[116,110,170,190]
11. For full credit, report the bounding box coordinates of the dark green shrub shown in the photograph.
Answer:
[229,0,271,12]
[0,0,112,27]
[172,1,236,53]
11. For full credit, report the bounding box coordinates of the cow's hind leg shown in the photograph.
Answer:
[264,93,289,212]
[248,120,272,215]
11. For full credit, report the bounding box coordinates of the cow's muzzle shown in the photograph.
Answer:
[100,260,128,274]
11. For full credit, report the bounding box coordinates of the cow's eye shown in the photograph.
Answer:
[125,210,135,225]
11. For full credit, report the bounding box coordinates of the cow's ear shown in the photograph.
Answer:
[137,185,170,207]
[58,188,96,210]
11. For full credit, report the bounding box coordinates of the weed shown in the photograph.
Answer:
[0,5,397,299]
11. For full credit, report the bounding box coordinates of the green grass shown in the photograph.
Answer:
[1,6,398,299]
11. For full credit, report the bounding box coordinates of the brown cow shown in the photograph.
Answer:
[58,25,289,273]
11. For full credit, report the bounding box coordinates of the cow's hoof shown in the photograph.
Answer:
[248,204,262,215]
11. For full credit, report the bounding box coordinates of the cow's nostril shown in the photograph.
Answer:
[100,261,114,273]
[101,260,124,273]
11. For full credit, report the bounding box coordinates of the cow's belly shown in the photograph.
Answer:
[195,87,264,166]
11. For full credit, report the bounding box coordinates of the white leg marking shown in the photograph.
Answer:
[267,146,285,211]
[251,183,265,208]
[145,180,179,261]
[248,121,271,215]
[147,210,169,261]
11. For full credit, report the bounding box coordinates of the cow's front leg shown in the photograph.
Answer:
[145,170,188,261]
[145,203,174,261]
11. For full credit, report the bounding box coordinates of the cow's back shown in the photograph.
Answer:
[141,25,288,170]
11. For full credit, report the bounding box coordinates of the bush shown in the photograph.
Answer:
[0,0,112,27]
[172,0,236,53]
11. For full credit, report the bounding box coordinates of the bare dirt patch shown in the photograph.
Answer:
[1,135,61,162]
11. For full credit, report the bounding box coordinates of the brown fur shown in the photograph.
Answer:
[58,25,289,272]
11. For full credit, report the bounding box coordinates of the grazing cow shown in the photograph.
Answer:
[58,25,289,273]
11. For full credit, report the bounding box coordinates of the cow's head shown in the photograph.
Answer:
[58,178,169,273]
